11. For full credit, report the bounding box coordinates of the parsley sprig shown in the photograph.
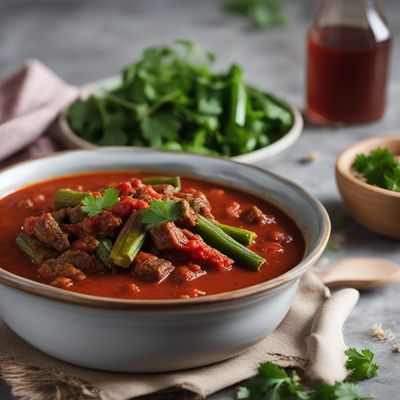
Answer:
[81,188,119,217]
[237,362,309,400]
[353,147,400,192]
[345,348,379,382]
[140,199,184,229]
[238,348,378,400]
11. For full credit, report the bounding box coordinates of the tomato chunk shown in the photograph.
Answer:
[111,197,148,218]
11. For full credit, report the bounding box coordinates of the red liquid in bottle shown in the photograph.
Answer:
[306,25,391,124]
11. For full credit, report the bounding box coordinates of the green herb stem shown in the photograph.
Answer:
[146,90,180,116]
[228,64,247,129]
[102,90,138,111]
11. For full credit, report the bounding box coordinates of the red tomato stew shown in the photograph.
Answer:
[0,171,305,300]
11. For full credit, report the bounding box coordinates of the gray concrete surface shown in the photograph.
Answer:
[0,0,399,398]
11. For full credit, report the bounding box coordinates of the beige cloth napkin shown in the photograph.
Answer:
[0,59,78,167]
[0,272,359,400]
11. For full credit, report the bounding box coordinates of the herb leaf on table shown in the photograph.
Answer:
[238,348,378,400]
[237,362,309,400]
[345,348,379,382]
[312,381,371,400]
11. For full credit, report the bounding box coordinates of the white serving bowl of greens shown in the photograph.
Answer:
[59,40,303,164]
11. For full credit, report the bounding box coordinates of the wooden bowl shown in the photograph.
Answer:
[336,135,400,239]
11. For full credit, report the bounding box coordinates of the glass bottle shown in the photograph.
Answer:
[306,0,392,124]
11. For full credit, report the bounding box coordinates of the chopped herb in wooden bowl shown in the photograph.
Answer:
[353,147,400,193]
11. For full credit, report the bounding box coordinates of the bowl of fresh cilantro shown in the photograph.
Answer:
[59,40,303,163]
[336,135,400,239]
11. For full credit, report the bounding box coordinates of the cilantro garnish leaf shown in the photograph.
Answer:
[140,199,184,229]
[353,147,400,193]
[81,188,119,217]
[345,348,379,382]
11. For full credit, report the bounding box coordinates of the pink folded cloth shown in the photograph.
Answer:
[0,59,78,167]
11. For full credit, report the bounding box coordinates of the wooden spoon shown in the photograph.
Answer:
[317,257,400,289]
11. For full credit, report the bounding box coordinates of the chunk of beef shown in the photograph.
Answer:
[66,205,86,223]
[18,194,46,210]
[179,287,207,299]
[17,198,34,209]
[242,206,274,225]
[268,230,293,243]
[50,276,73,289]
[149,221,189,250]
[175,200,197,228]
[94,211,124,238]
[135,185,163,202]
[185,188,211,208]
[56,250,107,274]
[70,236,99,253]
[173,264,206,284]
[152,184,176,196]
[132,252,175,283]
[51,209,67,223]
[34,213,70,252]
[66,211,123,239]
[23,216,39,235]
[38,259,86,283]
[226,202,241,218]
[175,189,214,220]
[150,222,233,272]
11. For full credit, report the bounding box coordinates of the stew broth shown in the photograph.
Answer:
[0,171,305,299]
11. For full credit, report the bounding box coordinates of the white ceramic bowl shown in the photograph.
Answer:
[59,77,303,164]
[0,149,329,372]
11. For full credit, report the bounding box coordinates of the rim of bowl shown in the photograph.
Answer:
[0,148,330,310]
[336,135,400,199]
[58,78,303,164]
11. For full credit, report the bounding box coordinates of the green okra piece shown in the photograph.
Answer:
[16,232,59,264]
[216,222,256,246]
[96,238,114,269]
[54,189,90,208]
[195,215,265,271]
[143,176,181,190]
[109,211,147,268]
